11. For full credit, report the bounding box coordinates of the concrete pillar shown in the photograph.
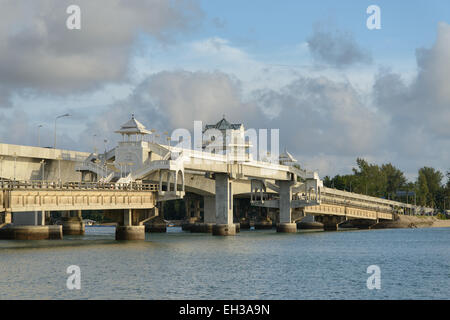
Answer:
[184,197,190,218]
[115,226,145,240]
[204,196,216,224]
[181,197,193,231]
[255,207,272,229]
[61,211,85,235]
[37,211,45,226]
[124,209,132,226]
[159,171,163,191]
[195,199,201,218]
[213,173,236,236]
[319,216,341,231]
[1,211,12,225]
[0,225,63,240]
[145,207,166,233]
[190,196,215,233]
[116,208,145,240]
[276,180,297,233]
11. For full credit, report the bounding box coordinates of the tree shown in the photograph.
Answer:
[416,167,443,208]
[381,163,407,199]
[352,158,386,197]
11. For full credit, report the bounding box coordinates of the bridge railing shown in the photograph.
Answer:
[0,180,158,191]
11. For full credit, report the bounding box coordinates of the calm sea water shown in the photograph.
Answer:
[0,226,448,300]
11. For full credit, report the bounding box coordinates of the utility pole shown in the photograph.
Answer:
[37,124,43,147]
[40,160,45,182]
[0,156,3,183]
[54,113,70,149]
[13,152,17,181]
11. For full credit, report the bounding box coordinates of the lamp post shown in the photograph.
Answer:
[103,139,108,155]
[54,113,70,149]
[40,159,45,182]
[0,156,3,184]
[37,125,43,147]
[93,134,98,154]
[94,159,101,182]
[13,152,17,181]
[151,129,156,143]
[57,156,62,183]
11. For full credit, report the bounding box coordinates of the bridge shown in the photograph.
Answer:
[0,115,422,240]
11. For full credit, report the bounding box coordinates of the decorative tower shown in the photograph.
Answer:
[202,116,250,161]
[114,115,152,176]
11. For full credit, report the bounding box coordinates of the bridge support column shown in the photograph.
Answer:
[317,216,344,231]
[212,173,236,236]
[182,196,198,231]
[61,210,85,235]
[145,207,167,233]
[191,196,215,233]
[1,211,12,225]
[204,196,216,224]
[255,207,272,229]
[276,180,297,233]
[116,209,145,240]
[37,211,45,226]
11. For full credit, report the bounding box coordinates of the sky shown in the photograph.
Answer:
[1,0,450,181]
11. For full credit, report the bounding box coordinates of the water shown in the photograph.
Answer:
[0,226,449,299]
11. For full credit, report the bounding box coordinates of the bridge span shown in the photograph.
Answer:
[0,115,425,240]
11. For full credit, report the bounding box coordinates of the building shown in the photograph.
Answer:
[202,116,251,161]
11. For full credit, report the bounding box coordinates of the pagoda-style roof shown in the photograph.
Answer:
[115,115,151,135]
[204,116,243,132]
[279,149,297,163]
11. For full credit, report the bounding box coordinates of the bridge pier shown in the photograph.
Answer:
[190,196,215,233]
[145,207,167,233]
[0,210,63,240]
[254,207,273,229]
[61,210,85,235]
[316,216,345,231]
[212,173,236,236]
[182,196,202,231]
[116,209,145,240]
[276,180,297,233]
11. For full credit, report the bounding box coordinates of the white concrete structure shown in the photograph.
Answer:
[1,115,431,237]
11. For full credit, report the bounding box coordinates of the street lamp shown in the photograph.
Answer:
[37,125,43,147]
[93,134,98,154]
[40,159,45,182]
[54,113,70,149]
[13,152,17,181]
[57,156,62,183]
[103,139,108,155]
[0,156,3,183]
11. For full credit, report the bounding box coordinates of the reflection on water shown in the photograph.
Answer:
[0,226,449,299]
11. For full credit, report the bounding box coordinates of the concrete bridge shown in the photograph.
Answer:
[0,180,158,240]
[0,115,423,240]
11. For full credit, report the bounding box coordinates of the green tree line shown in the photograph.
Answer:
[323,158,450,210]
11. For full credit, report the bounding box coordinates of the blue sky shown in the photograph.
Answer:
[197,0,448,59]
[1,0,450,180]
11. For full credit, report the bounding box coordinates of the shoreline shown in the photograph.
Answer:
[371,215,450,229]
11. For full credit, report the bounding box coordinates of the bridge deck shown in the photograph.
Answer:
[1,181,158,212]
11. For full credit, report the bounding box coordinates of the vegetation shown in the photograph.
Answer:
[323,158,450,211]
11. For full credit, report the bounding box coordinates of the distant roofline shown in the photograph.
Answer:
[204,116,243,132]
